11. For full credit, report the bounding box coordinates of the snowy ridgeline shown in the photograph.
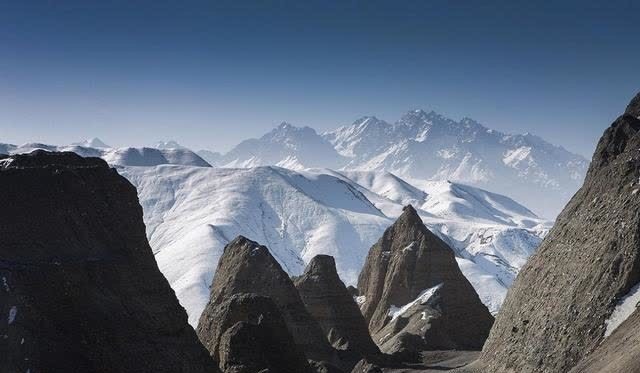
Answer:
[121,165,551,327]
[202,112,588,219]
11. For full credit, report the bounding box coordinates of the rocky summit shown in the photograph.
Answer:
[465,92,640,373]
[0,151,218,373]
[357,205,493,359]
[294,255,382,364]
[196,292,312,373]
[198,235,337,365]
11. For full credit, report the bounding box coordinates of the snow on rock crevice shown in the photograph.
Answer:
[388,283,443,321]
[604,282,640,338]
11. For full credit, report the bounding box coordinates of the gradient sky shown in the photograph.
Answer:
[0,0,638,157]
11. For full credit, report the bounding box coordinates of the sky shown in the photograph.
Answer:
[0,0,638,157]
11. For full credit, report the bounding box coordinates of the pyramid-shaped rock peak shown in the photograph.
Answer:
[200,235,336,364]
[294,255,381,363]
[0,151,218,373]
[357,205,493,358]
[469,92,640,373]
[197,293,312,373]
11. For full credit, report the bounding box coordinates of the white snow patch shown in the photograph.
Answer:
[604,282,640,337]
[8,306,17,325]
[355,295,367,306]
[388,283,443,321]
[402,242,416,252]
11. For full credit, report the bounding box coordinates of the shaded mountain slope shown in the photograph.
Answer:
[0,151,217,373]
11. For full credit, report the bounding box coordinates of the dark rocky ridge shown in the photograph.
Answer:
[463,92,640,372]
[197,236,337,365]
[197,293,312,373]
[357,205,493,358]
[295,255,382,364]
[0,151,218,372]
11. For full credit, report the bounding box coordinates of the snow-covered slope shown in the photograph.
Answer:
[120,165,550,326]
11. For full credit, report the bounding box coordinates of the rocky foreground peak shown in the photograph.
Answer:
[294,255,381,365]
[465,92,640,373]
[198,235,337,364]
[357,205,493,360]
[0,151,218,372]
[196,293,312,373]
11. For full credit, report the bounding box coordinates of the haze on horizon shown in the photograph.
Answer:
[0,0,638,157]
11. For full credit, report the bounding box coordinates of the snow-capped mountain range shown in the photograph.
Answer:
[199,111,589,218]
[121,165,550,326]
[0,139,211,168]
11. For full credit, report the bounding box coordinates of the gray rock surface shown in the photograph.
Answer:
[0,150,218,373]
[357,205,493,359]
[568,308,640,373]
[198,236,337,364]
[295,255,381,364]
[465,92,640,373]
[197,292,312,373]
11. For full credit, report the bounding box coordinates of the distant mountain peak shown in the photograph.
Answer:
[155,140,186,149]
[73,137,110,148]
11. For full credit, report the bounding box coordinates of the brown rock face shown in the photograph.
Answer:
[197,292,312,373]
[357,205,493,358]
[294,255,381,362]
[568,308,640,373]
[198,236,336,364]
[0,151,218,373]
[469,92,640,373]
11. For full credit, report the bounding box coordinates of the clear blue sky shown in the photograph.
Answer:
[0,0,638,157]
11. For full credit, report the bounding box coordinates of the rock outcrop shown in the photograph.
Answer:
[0,151,218,373]
[626,91,640,117]
[357,205,493,359]
[467,92,640,372]
[294,255,381,363]
[197,292,312,373]
[197,236,337,364]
